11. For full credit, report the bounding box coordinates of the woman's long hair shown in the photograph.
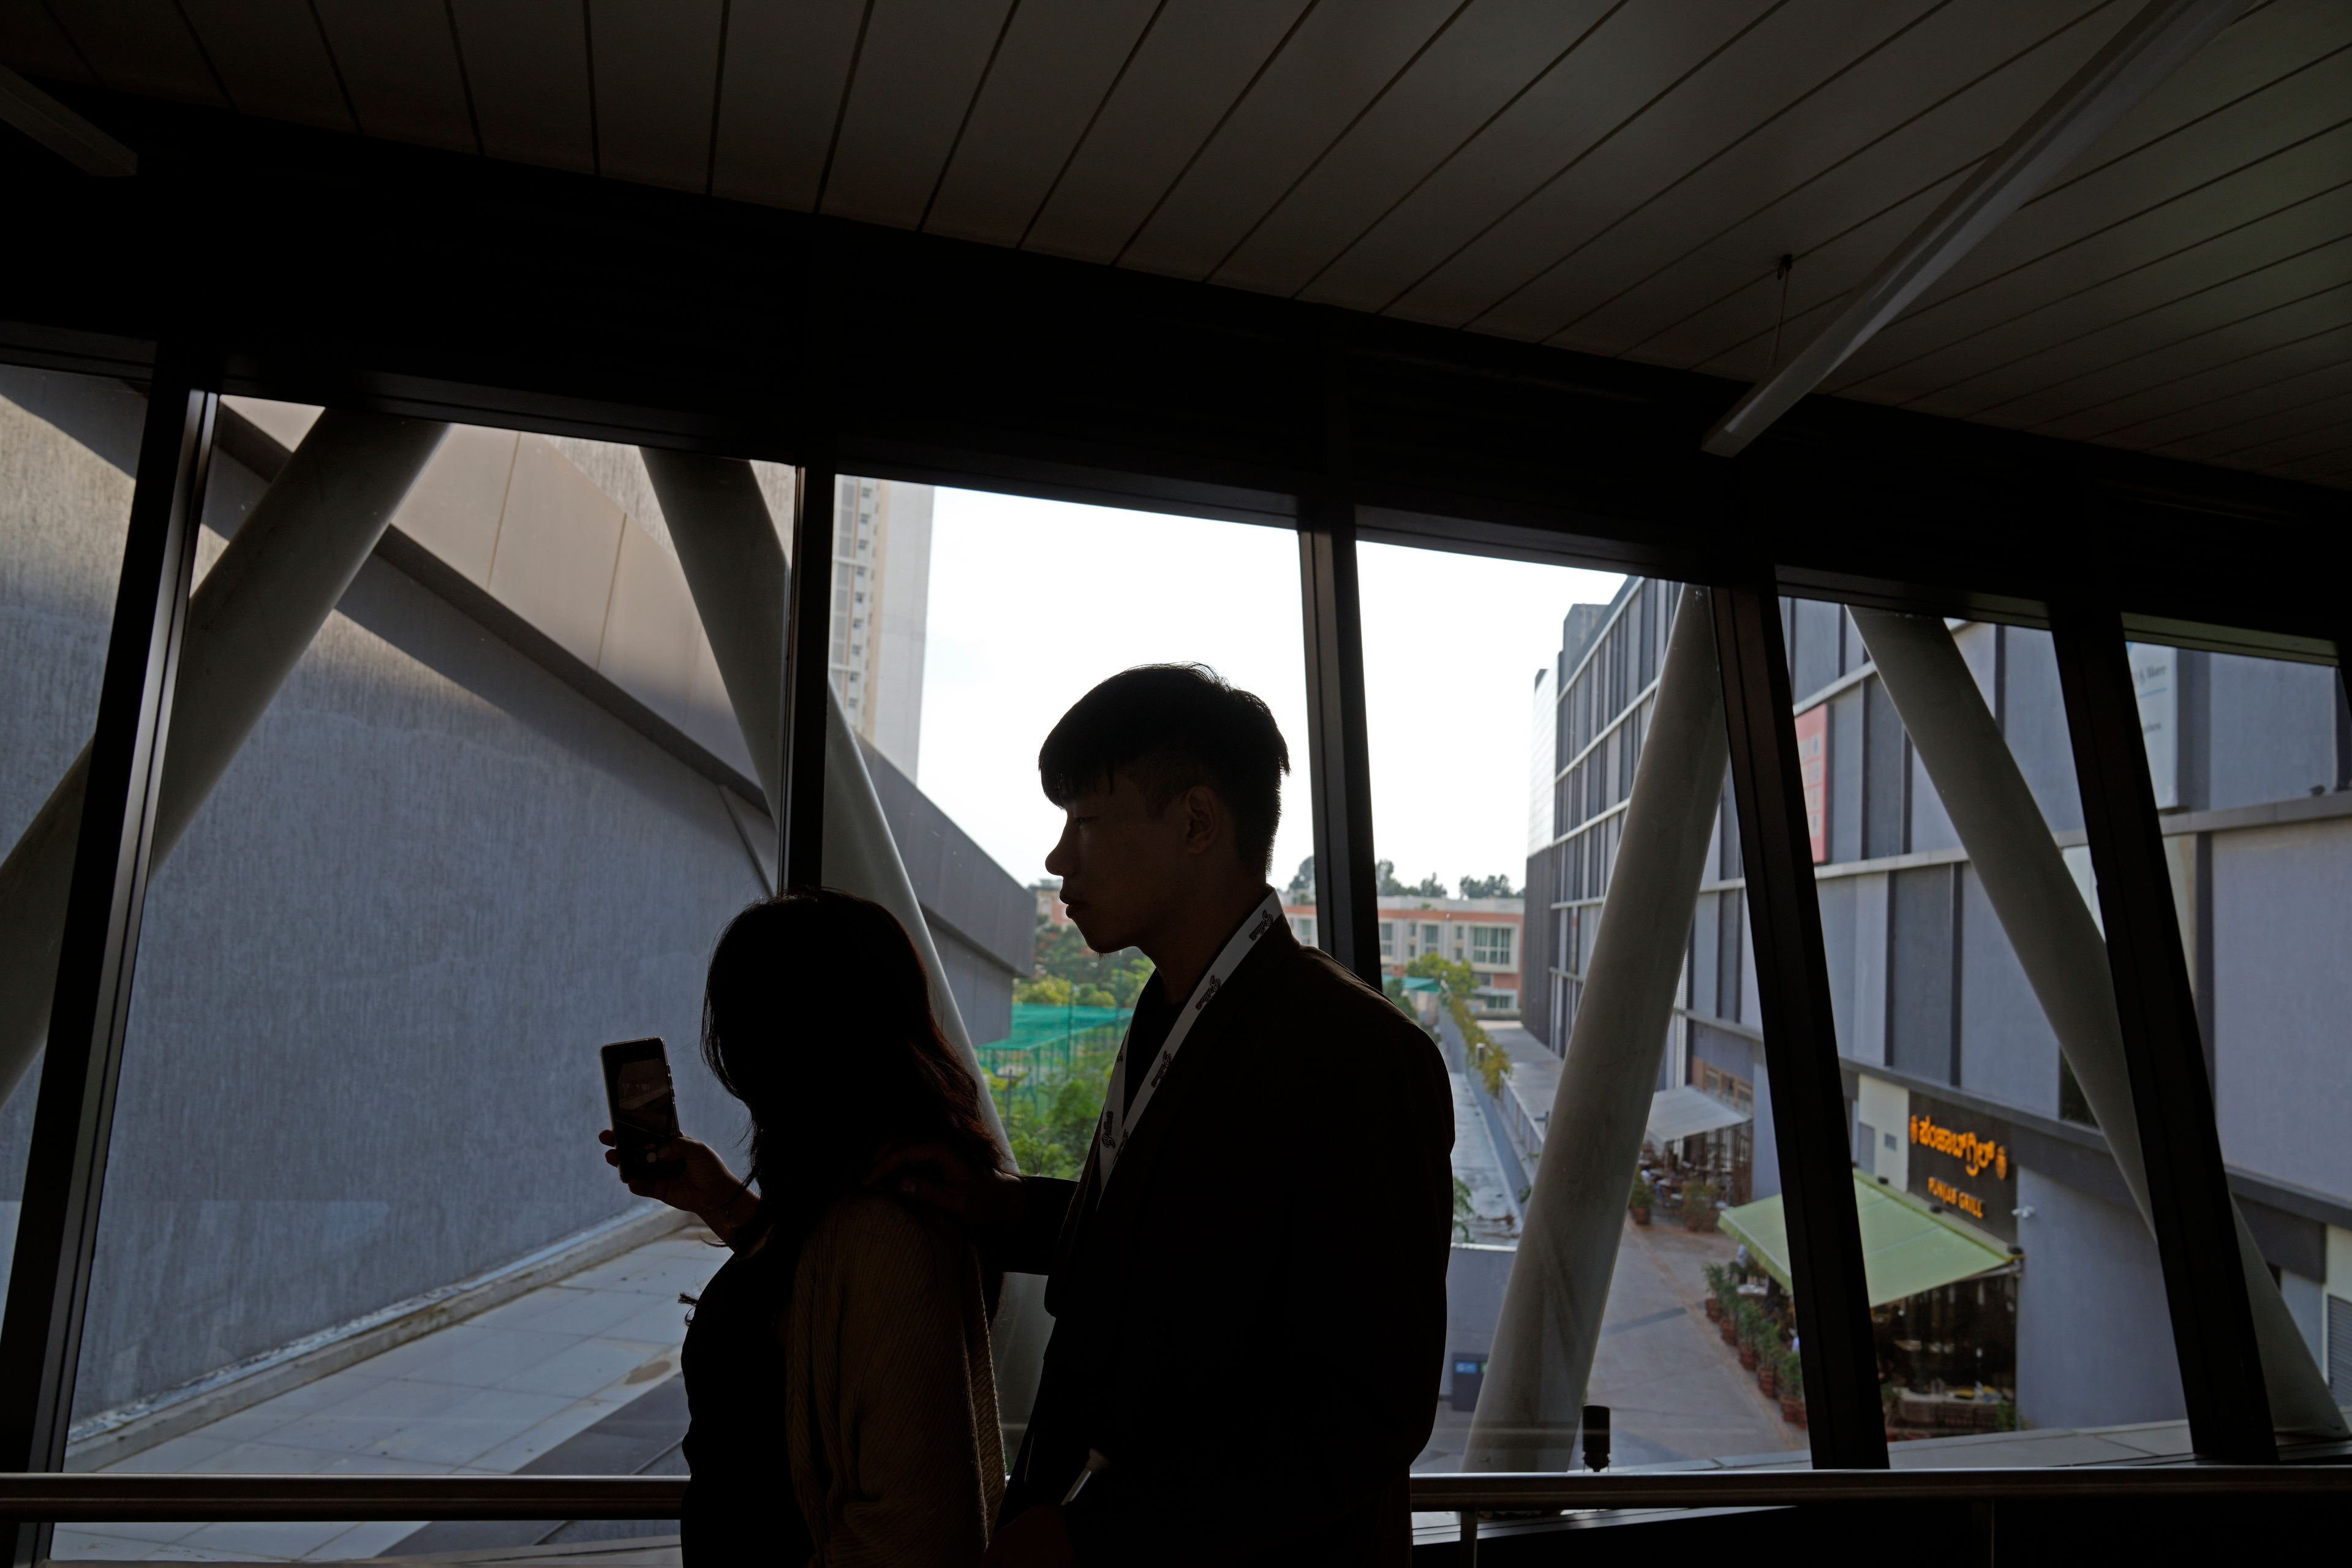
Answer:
[700,888,1005,1256]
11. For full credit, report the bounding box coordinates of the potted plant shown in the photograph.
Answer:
[1757,1351,1778,1398]
[1629,1175,1653,1226]
[1701,1263,1726,1321]
[1735,1303,1763,1370]
[1681,1180,1718,1232]
[1779,1354,1806,1426]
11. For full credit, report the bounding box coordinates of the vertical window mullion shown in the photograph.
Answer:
[1709,575,1888,1470]
[2050,594,2275,1460]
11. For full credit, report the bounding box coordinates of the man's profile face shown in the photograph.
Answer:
[1044,770,1193,957]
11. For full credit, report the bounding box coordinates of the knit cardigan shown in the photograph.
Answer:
[780,1193,1004,1566]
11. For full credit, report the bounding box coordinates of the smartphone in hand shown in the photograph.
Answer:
[601,1038,680,1184]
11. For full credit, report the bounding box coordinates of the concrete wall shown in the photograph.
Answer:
[2211,818,2352,1199]
[2013,1167,2186,1431]
[1957,866,2062,1119]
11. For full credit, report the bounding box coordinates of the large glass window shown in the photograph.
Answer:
[1360,552,1815,1474]
[919,488,1311,1176]
[916,486,1313,1461]
[2117,633,2352,1409]
[1795,599,2191,1457]
[1,367,140,1309]
[53,409,799,1561]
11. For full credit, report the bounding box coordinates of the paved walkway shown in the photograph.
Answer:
[1447,1070,1521,1246]
[1587,1211,1804,1464]
[56,1231,726,1564]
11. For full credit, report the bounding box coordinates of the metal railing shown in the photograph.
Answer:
[2,1465,2346,1551]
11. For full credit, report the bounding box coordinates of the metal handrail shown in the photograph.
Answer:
[0,1464,2346,1522]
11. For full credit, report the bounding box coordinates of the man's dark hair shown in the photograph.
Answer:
[1039,664,1290,875]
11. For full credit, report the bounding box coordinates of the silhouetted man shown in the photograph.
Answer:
[906,665,1454,1567]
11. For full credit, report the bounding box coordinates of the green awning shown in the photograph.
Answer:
[1720,1173,2015,1308]
[1401,976,1442,993]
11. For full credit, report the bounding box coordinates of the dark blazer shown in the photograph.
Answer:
[1000,916,1455,1565]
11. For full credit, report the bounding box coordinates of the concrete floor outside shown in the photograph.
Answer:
[53,1232,726,1564]
[1412,1210,1805,1475]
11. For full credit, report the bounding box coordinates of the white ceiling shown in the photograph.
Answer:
[6,0,2346,488]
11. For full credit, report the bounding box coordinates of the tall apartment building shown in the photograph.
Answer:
[826,475,933,778]
[1524,579,2352,1431]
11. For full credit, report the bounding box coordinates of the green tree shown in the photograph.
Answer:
[1015,974,1073,1006]
[1458,873,1518,899]
[1287,855,1314,900]
[1407,873,1449,897]
[1410,954,1509,1093]
[992,1046,1117,1179]
[1033,920,1156,1006]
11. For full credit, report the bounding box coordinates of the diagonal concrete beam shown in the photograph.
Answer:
[0,411,450,1104]
[1466,587,1727,1469]
[638,448,1006,1147]
[1703,0,2251,457]
[1853,608,2345,1438]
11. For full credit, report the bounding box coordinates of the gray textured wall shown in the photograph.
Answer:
[1,377,1020,1423]
[2211,818,2352,1199]
[1958,867,2062,1119]
[2013,1167,2185,1431]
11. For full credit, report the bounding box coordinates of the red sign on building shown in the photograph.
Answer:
[1792,706,1828,864]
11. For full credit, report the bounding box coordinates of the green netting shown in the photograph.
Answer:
[982,1003,1133,1052]
[976,1004,1129,1085]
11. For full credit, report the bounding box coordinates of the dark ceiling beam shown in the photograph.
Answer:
[0,85,2342,648]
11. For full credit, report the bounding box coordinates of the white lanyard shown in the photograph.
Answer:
[1094,889,1284,1189]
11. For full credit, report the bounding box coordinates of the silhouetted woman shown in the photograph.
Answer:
[602,889,1006,1565]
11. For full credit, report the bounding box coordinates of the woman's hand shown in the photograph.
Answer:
[598,1131,761,1244]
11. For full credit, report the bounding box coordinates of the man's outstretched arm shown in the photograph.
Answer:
[871,1142,1078,1276]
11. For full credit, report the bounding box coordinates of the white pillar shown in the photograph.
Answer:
[1465,587,1728,1469]
[1852,608,2345,1438]
[0,411,449,1104]
[638,448,1005,1146]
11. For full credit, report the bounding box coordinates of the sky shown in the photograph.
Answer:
[915,486,1624,894]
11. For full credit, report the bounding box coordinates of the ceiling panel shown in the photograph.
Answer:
[1022,0,1314,265]
[820,0,1014,227]
[1208,0,1615,297]
[707,0,865,210]
[1672,170,1972,379]
[1397,0,1943,334]
[0,0,2340,488]
[1115,0,1463,280]
[1912,229,2352,421]
[2022,310,2352,442]
[1541,0,2119,359]
[1825,10,2352,391]
[2154,370,2352,461]
[1294,0,1772,316]
[920,0,1161,246]
[1847,173,2352,411]
[313,0,478,151]
[0,1,94,82]
[48,0,224,105]
[590,0,723,192]
[1841,118,2352,407]
[2154,369,2352,461]
[450,0,595,173]
[178,0,353,130]
[2070,332,2352,458]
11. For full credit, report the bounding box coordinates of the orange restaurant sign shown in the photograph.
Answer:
[1910,1112,2008,1181]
